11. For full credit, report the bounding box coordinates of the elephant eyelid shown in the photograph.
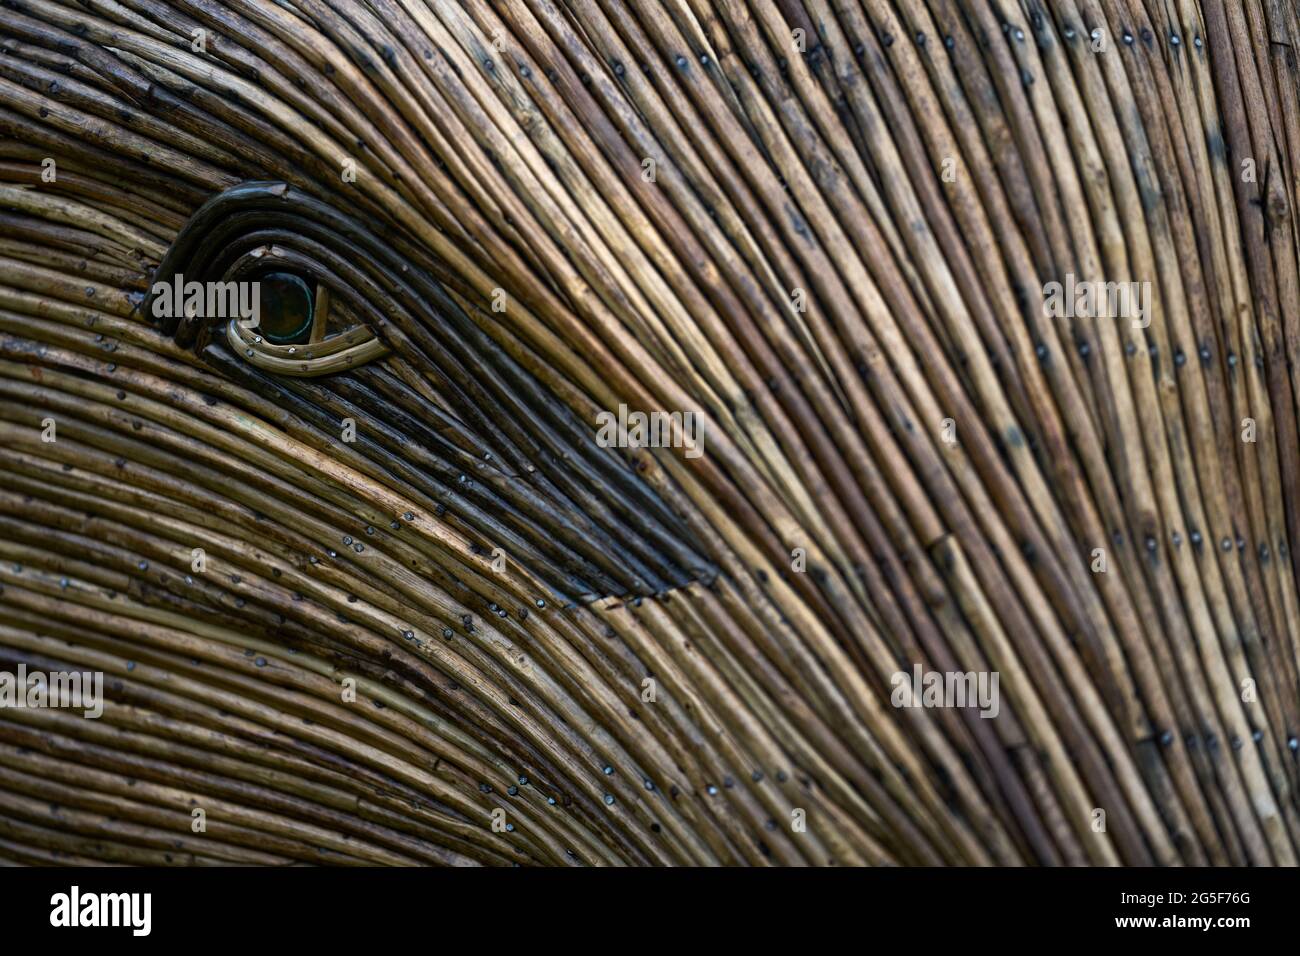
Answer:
[226,275,389,377]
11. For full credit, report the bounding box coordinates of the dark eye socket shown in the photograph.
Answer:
[256,271,315,344]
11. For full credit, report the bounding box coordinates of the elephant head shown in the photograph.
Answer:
[1,0,1299,868]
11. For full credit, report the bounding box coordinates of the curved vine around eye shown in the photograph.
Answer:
[145,181,392,376]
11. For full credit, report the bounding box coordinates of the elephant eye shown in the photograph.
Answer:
[256,271,315,345]
[150,183,391,377]
[225,272,387,376]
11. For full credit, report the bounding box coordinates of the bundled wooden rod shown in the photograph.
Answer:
[0,0,1298,866]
